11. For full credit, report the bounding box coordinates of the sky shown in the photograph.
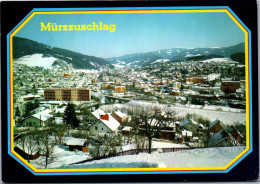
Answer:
[15,12,245,58]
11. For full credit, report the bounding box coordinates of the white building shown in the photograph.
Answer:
[23,109,53,127]
[88,113,120,136]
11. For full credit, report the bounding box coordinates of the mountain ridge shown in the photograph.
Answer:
[106,42,245,67]
[13,37,114,70]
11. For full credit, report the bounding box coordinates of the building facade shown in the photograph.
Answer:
[44,88,91,101]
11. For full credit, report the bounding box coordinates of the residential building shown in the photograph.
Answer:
[88,113,120,136]
[111,110,126,123]
[44,88,91,101]
[23,109,53,127]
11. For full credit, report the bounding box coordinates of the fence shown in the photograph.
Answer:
[69,147,194,165]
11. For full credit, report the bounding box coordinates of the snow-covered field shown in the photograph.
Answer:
[101,101,246,125]
[63,146,245,169]
[14,54,58,68]
[172,105,245,125]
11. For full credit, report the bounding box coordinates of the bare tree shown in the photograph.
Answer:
[38,130,56,168]
[89,133,124,158]
[53,124,67,145]
[17,135,28,160]
[24,132,39,162]
[133,135,148,151]
[131,105,177,153]
[17,130,40,162]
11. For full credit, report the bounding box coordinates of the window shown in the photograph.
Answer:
[102,128,103,131]
[95,126,98,130]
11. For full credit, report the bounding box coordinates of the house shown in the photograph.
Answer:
[111,110,126,124]
[139,120,178,141]
[122,126,133,136]
[181,129,193,142]
[20,94,41,102]
[209,119,223,133]
[221,81,240,93]
[23,109,53,127]
[82,109,105,129]
[180,119,199,133]
[64,138,88,151]
[14,146,40,160]
[208,129,234,147]
[88,113,120,136]
[230,128,244,144]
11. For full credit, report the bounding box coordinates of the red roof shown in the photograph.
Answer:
[101,113,109,121]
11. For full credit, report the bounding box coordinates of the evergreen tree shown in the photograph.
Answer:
[15,106,21,117]
[63,103,79,128]
[23,99,39,117]
[96,103,100,110]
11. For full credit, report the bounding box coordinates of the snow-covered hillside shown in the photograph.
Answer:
[63,146,245,169]
[106,42,245,67]
[14,54,58,68]
[198,57,238,64]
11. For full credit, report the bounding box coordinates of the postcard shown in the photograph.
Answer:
[1,0,259,182]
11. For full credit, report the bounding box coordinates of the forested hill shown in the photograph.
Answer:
[107,42,245,67]
[13,37,114,70]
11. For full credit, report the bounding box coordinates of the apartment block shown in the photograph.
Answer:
[44,88,91,101]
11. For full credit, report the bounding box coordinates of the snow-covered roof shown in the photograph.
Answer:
[114,110,126,118]
[182,129,192,137]
[32,109,53,121]
[21,94,41,99]
[190,119,198,125]
[92,108,105,119]
[55,107,66,113]
[193,137,199,141]
[55,117,64,125]
[175,121,181,125]
[199,123,206,129]
[65,138,86,146]
[122,126,133,131]
[99,114,120,131]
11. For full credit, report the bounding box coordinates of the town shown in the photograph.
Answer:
[13,55,246,169]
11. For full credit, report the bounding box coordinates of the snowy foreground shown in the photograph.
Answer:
[31,146,245,169]
[64,146,245,169]
[30,141,188,169]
